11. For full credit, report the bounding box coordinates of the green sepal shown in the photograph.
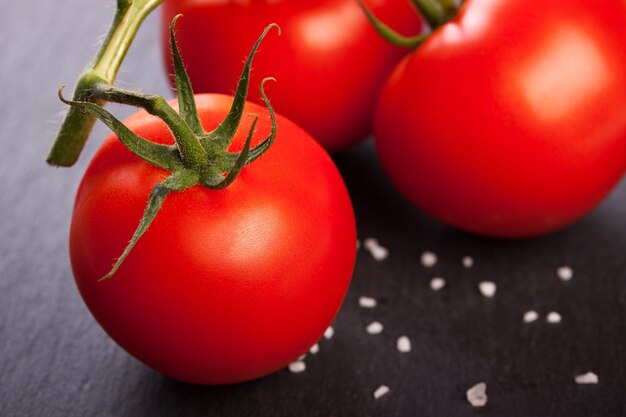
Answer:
[99,170,200,282]
[58,87,181,171]
[245,77,277,164]
[87,84,208,170]
[208,115,258,190]
[203,23,281,151]
[169,14,205,137]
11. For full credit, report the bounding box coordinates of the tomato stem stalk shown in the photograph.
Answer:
[410,0,446,30]
[47,0,164,167]
[357,0,427,49]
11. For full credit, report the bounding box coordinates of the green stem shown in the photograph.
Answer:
[357,0,428,49]
[410,0,446,30]
[437,0,458,20]
[47,0,164,167]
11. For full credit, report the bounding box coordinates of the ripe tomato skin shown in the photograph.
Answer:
[375,0,626,238]
[69,94,356,384]
[161,0,422,152]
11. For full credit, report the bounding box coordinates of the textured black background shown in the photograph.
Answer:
[1,1,625,416]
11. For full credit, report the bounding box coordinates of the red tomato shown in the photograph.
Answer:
[375,0,626,238]
[69,94,356,384]
[161,0,422,151]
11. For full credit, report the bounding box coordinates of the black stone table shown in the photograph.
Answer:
[1,1,624,416]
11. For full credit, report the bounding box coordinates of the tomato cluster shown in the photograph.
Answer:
[54,0,626,386]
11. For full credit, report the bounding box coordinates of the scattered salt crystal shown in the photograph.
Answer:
[466,382,488,407]
[373,385,390,399]
[297,353,306,361]
[366,321,384,335]
[557,266,573,282]
[309,343,319,354]
[364,238,389,261]
[359,296,377,308]
[421,251,438,267]
[462,256,474,268]
[397,336,411,353]
[430,277,446,291]
[547,311,562,323]
[324,326,334,340]
[523,310,539,323]
[478,281,497,298]
[288,361,306,373]
[575,372,599,384]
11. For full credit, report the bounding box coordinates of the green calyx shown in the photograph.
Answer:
[58,18,280,281]
[357,0,459,49]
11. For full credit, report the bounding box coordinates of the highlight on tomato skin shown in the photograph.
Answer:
[70,95,357,384]
[372,0,626,238]
[160,0,423,152]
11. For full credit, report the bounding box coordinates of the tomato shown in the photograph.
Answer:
[161,0,422,151]
[374,0,626,238]
[69,94,356,384]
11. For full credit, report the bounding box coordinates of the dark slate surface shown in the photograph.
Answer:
[1,1,625,416]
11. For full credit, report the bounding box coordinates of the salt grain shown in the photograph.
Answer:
[478,281,497,298]
[324,326,334,340]
[421,251,438,267]
[557,266,573,282]
[297,353,306,361]
[547,311,562,323]
[575,372,599,384]
[359,296,378,308]
[462,256,474,268]
[288,361,306,373]
[366,321,384,335]
[430,277,446,291]
[373,385,390,399]
[364,238,389,261]
[397,336,411,353]
[466,382,488,407]
[309,343,319,354]
[523,310,539,323]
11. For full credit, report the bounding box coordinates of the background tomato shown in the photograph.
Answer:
[161,0,422,151]
[375,0,626,238]
[69,94,356,384]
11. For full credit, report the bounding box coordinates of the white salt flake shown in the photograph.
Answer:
[523,310,539,323]
[466,382,488,407]
[557,266,573,282]
[359,296,378,308]
[575,372,599,384]
[366,321,384,335]
[547,311,562,324]
[297,353,306,361]
[373,385,390,399]
[421,251,438,267]
[288,361,306,373]
[478,281,497,298]
[397,336,411,353]
[364,238,389,261]
[309,343,319,354]
[430,277,446,291]
[324,326,334,340]
[462,256,474,268]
